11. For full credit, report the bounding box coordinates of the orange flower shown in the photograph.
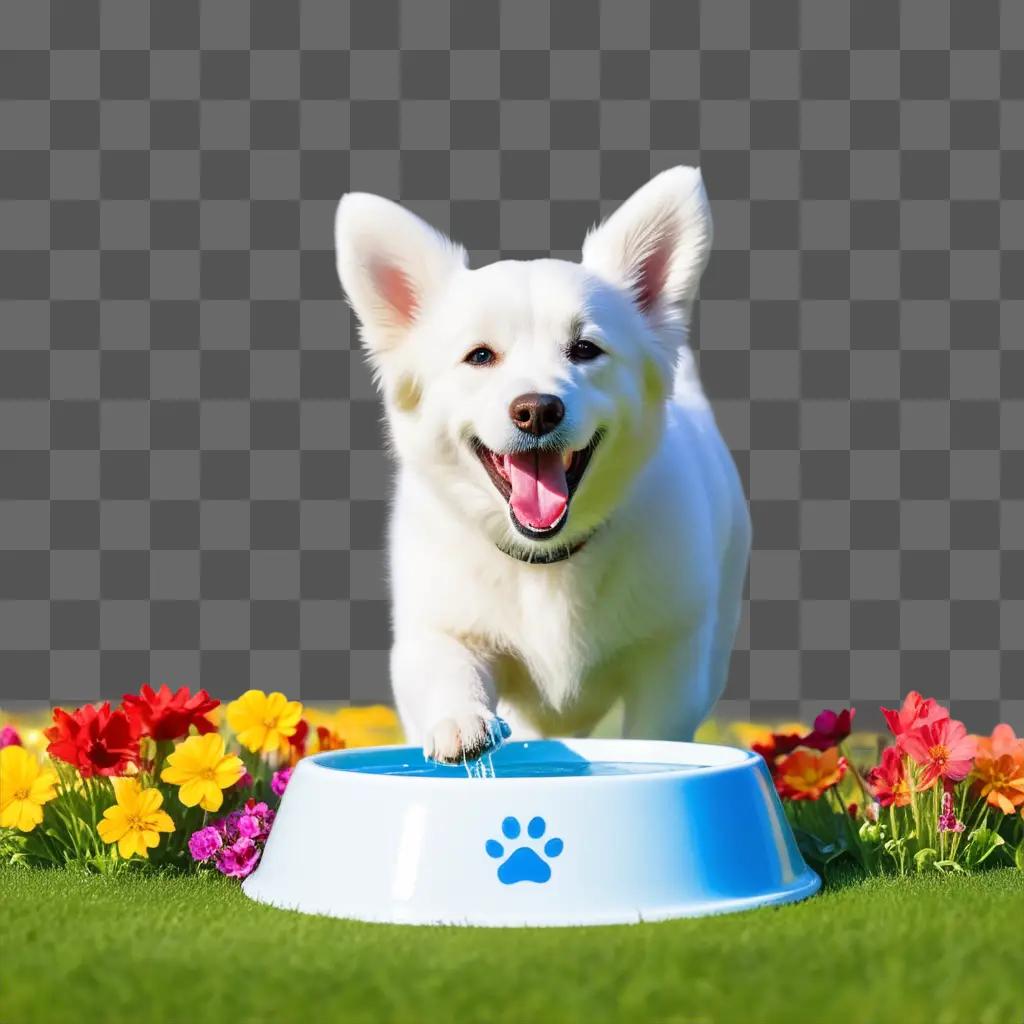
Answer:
[775,747,847,801]
[974,723,1024,761]
[972,754,1024,815]
[970,724,1024,815]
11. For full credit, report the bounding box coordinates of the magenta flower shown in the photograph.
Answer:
[271,766,293,797]
[938,790,965,834]
[237,800,273,841]
[801,708,855,752]
[0,725,21,748]
[216,836,261,878]
[237,815,260,838]
[188,825,223,862]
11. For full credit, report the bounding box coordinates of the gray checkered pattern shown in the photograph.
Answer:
[1,0,1022,734]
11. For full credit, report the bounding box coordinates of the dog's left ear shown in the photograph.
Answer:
[335,193,468,358]
[581,166,712,322]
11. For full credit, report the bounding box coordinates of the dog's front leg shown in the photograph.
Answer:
[621,623,718,743]
[391,631,502,763]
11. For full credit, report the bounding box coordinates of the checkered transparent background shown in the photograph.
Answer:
[1,0,1022,732]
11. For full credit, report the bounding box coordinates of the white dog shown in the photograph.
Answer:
[334,166,751,763]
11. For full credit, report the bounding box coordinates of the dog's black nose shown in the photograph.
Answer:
[509,393,565,436]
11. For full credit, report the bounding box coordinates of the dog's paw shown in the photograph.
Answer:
[423,710,511,765]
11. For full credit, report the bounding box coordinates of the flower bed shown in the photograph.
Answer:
[750,693,1024,877]
[1,686,1022,882]
[0,685,401,880]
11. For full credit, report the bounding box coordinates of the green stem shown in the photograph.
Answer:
[950,793,988,862]
[839,742,869,806]
[829,786,868,875]
[151,739,174,786]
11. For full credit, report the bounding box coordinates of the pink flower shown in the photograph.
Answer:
[216,836,261,879]
[271,766,293,797]
[236,800,273,841]
[902,717,977,789]
[188,825,223,862]
[801,708,856,751]
[0,725,21,748]
[938,790,965,833]
[881,691,949,747]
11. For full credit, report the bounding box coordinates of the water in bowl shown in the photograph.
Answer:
[331,759,699,778]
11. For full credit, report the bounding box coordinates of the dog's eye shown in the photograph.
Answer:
[464,345,497,367]
[568,339,604,363]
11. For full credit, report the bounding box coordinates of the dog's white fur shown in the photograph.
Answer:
[335,166,751,762]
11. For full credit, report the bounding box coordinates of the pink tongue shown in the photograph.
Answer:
[505,450,568,530]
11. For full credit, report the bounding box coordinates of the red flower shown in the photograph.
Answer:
[282,719,310,766]
[315,725,346,753]
[121,684,219,742]
[866,746,912,808]
[44,703,139,778]
[752,731,804,771]
[901,717,976,790]
[881,691,949,747]
[801,708,856,751]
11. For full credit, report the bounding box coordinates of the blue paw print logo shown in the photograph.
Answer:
[485,816,564,884]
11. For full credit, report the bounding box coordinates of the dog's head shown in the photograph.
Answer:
[334,166,713,560]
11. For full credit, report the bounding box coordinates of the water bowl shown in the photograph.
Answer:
[242,738,820,927]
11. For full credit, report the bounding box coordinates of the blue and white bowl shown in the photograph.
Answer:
[242,738,820,927]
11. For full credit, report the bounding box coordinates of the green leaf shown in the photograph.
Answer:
[914,848,938,873]
[963,827,1006,869]
[883,836,908,856]
[793,826,849,869]
[0,827,28,863]
[1014,843,1024,872]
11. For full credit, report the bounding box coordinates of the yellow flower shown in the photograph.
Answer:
[0,746,58,832]
[305,705,403,748]
[227,690,303,754]
[160,733,244,811]
[97,777,175,859]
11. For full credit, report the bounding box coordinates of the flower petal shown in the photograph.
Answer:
[198,781,224,812]
[177,777,207,808]
[148,809,176,833]
[137,786,164,816]
[118,831,147,859]
[98,809,128,844]
[213,756,244,789]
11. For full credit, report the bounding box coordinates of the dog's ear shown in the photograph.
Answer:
[335,193,468,357]
[581,166,712,321]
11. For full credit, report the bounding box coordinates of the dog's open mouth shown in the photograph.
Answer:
[472,433,602,539]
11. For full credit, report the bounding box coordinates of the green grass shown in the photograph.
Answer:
[1,866,1022,1024]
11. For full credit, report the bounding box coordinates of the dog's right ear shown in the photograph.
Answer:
[334,194,468,360]
[581,166,712,321]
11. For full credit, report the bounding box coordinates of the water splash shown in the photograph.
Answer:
[461,718,510,779]
[417,720,509,774]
